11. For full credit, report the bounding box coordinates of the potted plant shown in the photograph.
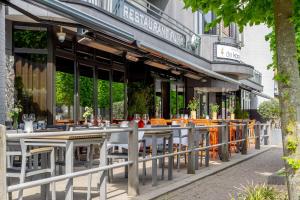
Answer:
[8,101,23,129]
[187,97,199,119]
[83,106,93,124]
[228,107,235,120]
[210,104,219,120]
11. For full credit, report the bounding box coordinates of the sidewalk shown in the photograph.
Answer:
[153,147,284,200]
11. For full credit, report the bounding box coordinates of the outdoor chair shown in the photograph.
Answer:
[6,139,56,200]
[106,129,147,184]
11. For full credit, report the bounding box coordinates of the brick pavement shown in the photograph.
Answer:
[154,147,284,200]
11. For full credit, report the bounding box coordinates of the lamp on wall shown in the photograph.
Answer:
[184,72,201,80]
[57,26,66,43]
[144,60,171,70]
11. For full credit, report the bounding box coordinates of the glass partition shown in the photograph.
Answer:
[97,69,110,121]
[55,57,74,121]
[112,70,125,121]
[79,65,94,121]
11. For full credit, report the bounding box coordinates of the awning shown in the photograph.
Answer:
[138,41,241,86]
[15,0,135,42]
[251,90,273,99]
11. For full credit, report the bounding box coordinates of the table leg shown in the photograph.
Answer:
[65,141,74,200]
[99,139,107,200]
[152,135,157,186]
[161,138,165,180]
[177,130,182,171]
[168,134,173,181]
[194,130,200,170]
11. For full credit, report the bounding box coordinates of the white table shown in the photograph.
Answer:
[22,134,108,200]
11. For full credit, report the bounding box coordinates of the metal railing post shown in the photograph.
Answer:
[241,122,248,155]
[266,123,271,145]
[255,122,261,150]
[220,122,229,162]
[128,122,139,197]
[0,125,7,200]
[187,122,195,174]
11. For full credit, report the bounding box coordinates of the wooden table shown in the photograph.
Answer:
[144,130,173,186]
[23,133,109,200]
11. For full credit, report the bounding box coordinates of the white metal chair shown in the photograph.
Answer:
[6,139,56,200]
[107,130,146,183]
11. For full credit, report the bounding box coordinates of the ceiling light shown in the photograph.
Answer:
[78,37,122,55]
[126,52,139,62]
[201,78,207,82]
[144,60,170,70]
[184,73,201,80]
[57,26,66,43]
[171,69,181,75]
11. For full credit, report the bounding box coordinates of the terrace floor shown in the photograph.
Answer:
[9,144,276,200]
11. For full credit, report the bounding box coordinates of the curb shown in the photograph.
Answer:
[133,146,274,200]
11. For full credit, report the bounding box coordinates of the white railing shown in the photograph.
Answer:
[0,121,271,200]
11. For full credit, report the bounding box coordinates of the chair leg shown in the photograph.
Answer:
[125,158,128,178]
[7,178,12,200]
[142,141,146,185]
[50,149,56,200]
[18,147,27,200]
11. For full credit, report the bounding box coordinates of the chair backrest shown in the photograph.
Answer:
[193,119,210,126]
[108,131,144,144]
[150,118,167,126]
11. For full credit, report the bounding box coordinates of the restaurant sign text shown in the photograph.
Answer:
[216,44,241,62]
[121,2,186,47]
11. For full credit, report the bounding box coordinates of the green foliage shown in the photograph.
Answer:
[83,106,93,119]
[258,99,280,121]
[234,101,249,119]
[209,103,219,113]
[56,72,74,106]
[231,183,287,200]
[187,97,200,111]
[287,139,298,153]
[14,30,47,49]
[283,157,300,171]
[128,82,153,116]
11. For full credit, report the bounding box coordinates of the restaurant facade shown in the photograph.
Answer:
[1,0,266,125]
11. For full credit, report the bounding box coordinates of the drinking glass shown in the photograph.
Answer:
[142,114,149,125]
[134,114,140,122]
[22,114,29,122]
[97,114,102,126]
[29,113,36,122]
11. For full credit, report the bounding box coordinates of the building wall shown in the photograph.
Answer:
[240,24,274,107]
[0,4,6,124]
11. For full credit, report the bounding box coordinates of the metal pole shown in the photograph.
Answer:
[241,122,248,155]
[0,125,7,200]
[187,123,195,174]
[255,122,261,150]
[220,122,229,161]
[128,122,139,196]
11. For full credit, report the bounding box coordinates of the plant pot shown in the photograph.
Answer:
[212,112,217,120]
[230,113,235,120]
[190,111,196,119]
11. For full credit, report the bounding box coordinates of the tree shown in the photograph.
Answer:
[258,99,280,122]
[183,0,300,198]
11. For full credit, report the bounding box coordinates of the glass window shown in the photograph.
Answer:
[79,65,94,121]
[14,29,47,49]
[112,70,125,121]
[155,79,162,118]
[55,57,74,121]
[15,53,48,120]
[202,11,217,35]
[97,69,110,121]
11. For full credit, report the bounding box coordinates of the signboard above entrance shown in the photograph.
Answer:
[216,44,241,62]
[120,1,186,48]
